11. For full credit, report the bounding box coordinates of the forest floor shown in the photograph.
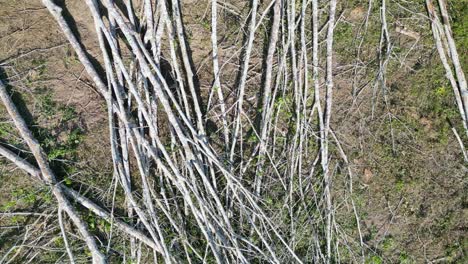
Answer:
[0,0,466,263]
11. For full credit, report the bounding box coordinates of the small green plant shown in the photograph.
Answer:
[201,18,211,30]
[48,148,70,160]
[443,242,461,262]
[382,236,395,252]
[38,92,57,117]
[47,128,83,160]
[395,179,405,192]
[399,251,413,263]
[54,237,64,247]
[60,106,77,122]
[437,212,454,232]
[39,189,53,204]
[1,200,17,211]
[11,215,23,224]
[365,255,383,264]
[86,213,98,231]
[99,218,111,232]
[435,85,448,97]
[0,123,13,137]
[64,177,72,186]
[12,187,37,205]
[1,187,43,210]
[247,133,259,143]
[68,128,83,146]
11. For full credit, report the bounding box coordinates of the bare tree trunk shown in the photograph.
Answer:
[0,79,106,264]
[426,0,468,136]
[323,1,337,261]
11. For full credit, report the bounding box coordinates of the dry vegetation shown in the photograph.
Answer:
[0,0,466,263]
